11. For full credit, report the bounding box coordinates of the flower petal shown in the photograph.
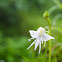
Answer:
[39,43,41,54]
[40,37,43,44]
[34,41,39,51]
[37,27,45,35]
[28,38,34,42]
[26,39,36,50]
[29,30,38,38]
[34,38,41,51]
[42,34,55,41]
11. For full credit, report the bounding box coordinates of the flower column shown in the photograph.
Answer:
[43,11,51,62]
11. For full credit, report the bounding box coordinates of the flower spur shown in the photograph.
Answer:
[26,27,55,54]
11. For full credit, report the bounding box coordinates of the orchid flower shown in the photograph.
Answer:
[27,27,55,54]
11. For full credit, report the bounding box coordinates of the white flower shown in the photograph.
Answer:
[27,27,55,54]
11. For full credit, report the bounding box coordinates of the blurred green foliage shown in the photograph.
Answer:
[0,0,62,62]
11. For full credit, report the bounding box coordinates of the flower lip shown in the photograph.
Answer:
[37,27,45,36]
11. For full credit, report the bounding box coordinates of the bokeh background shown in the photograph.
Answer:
[0,0,62,62]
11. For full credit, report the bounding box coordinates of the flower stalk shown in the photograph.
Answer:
[43,11,51,62]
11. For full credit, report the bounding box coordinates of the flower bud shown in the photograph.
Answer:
[43,11,49,19]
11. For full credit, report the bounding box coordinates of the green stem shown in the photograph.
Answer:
[44,47,47,62]
[43,11,52,62]
[46,18,51,62]
[46,18,51,35]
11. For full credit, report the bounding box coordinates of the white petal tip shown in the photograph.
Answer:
[26,48,29,50]
[34,48,36,51]
[52,37,55,39]
[29,30,30,32]
[28,39,31,41]
[38,52,40,54]
[29,30,32,32]
[34,46,38,51]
